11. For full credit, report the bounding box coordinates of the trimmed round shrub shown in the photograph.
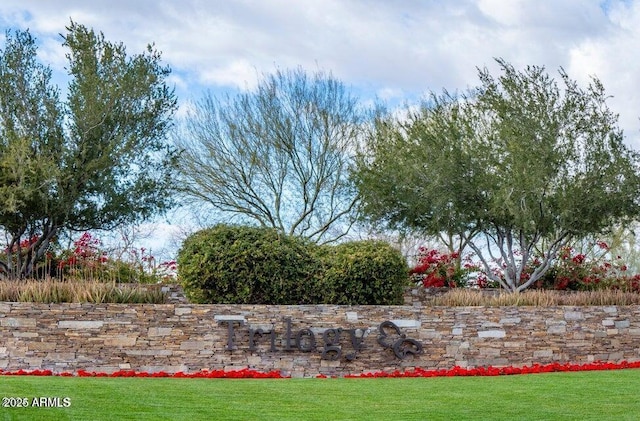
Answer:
[177,224,321,304]
[319,240,409,305]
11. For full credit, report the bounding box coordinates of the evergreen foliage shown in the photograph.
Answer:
[177,225,408,304]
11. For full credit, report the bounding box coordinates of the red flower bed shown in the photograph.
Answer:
[0,368,287,379]
[341,360,640,378]
[2,361,640,379]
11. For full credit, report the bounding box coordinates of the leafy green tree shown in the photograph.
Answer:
[0,23,177,279]
[355,59,640,292]
[355,94,480,258]
[175,68,364,243]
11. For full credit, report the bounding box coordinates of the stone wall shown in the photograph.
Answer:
[1,302,640,377]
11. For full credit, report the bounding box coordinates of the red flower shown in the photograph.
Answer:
[3,361,640,379]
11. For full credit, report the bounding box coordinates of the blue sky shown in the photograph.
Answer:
[1,0,639,257]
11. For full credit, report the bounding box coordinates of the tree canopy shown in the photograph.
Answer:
[354,59,640,292]
[175,68,364,243]
[0,22,178,279]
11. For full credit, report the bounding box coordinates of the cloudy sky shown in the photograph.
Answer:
[1,1,638,138]
[1,0,639,256]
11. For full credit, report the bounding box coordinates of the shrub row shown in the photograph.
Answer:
[177,224,408,305]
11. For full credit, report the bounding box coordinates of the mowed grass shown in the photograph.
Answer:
[1,369,640,420]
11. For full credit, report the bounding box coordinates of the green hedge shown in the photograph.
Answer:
[177,224,409,305]
[177,225,320,304]
[319,240,408,305]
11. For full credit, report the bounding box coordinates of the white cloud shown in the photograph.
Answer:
[1,1,635,101]
[2,0,639,145]
[566,0,640,144]
[198,59,259,90]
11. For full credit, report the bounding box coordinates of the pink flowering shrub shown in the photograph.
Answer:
[534,241,640,291]
[410,248,485,288]
[411,240,640,292]
[51,232,177,283]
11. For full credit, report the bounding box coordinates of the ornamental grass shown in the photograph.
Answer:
[0,279,167,303]
[428,288,640,306]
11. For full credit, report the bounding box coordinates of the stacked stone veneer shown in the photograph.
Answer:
[1,302,640,378]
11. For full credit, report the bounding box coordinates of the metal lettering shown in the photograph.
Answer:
[284,317,295,351]
[321,328,342,360]
[218,320,242,351]
[295,328,316,352]
[248,328,264,351]
[220,317,423,361]
[377,321,423,359]
[345,328,365,361]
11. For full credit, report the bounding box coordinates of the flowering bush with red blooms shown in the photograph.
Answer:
[534,241,640,292]
[5,235,40,253]
[52,232,178,283]
[410,248,483,288]
[57,232,108,275]
[410,248,459,288]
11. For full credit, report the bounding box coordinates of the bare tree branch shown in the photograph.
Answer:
[175,68,365,243]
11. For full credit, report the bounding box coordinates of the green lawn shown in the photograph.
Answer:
[1,370,639,420]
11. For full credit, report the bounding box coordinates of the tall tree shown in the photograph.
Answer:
[354,59,640,292]
[0,23,177,279]
[176,68,364,243]
[355,94,481,257]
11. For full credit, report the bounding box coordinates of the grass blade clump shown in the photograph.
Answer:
[429,289,640,306]
[0,279,167,304]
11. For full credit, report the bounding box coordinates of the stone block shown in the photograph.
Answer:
[214,315,246,323]
[615,320,630,329]
[479,348,501,357]
[175,307,192,315]
[547,325,566,334]
[445,345,461,356]
[499,317,521,325]
[125,350,173,356]
[247,356,262,365]
[564,311,584,320]
[275,359,294,370]
[104,336,137,347]
[27,342,56,351]
[58,320,103,329]
[45,352,76,361]
[533,349,553,358]
[478,330,506,338]
[390,319,421,329]
[180,341,208,350]
[2,318,36,328]
[481,321,502,328]
[13,332,38,338]
[148,327,173,336]
[346,312,358,322]
[608,352,624,361]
